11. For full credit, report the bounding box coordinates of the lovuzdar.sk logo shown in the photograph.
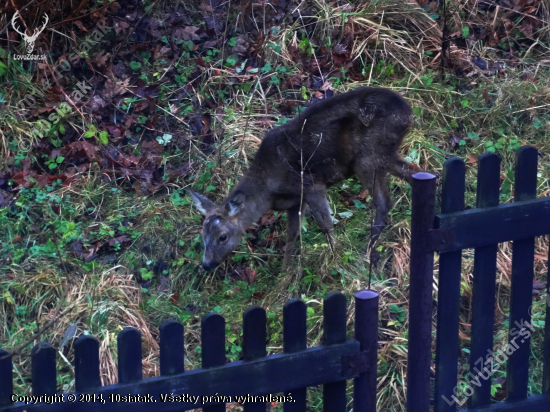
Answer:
[11,11,48,60]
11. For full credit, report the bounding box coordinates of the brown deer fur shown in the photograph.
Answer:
[189,87,420,271]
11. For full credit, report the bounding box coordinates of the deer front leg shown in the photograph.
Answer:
[367,171,392,267]
[304,190,335,253]
[389,155,421,184]
[283,205,301,270]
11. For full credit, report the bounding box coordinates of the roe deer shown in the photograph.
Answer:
[189,87,420,271]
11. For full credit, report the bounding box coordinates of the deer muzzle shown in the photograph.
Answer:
[202,260,219,272]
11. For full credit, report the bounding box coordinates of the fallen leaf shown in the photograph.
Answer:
[259,211,281,226]
[107,235,130,247]
[243,267,257,285]
[93,52,110,68]
[154,45,172,60]
[73,20,88,32]
[158,275,170,294]
[170,291,180,303]
[0,190,14,209]
[357,190,370,199]
[533,279,546,295]
[481,89,489,105]
[177,26,200,41]
[473,57,487,70]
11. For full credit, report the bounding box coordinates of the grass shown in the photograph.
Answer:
[1,0,550,410]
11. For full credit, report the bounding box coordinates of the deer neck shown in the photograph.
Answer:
[230,174,271,231]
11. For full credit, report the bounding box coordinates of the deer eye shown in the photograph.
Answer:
[219,234,228,242]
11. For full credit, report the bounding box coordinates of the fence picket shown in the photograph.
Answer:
[243,306,267,412]
[469,152,501,409]
[159,320,184,376]
[507,146,538,401]
[31,343,56,396]
[0,350,13,407]
[322,291,347,412]
[202,313,226,412]
[544,236,550,394]
[434,157,465,412]
[118,328,142,384]
[74,336,101,392]
[353,290,379,412]
[408,172,437,412]
[283,298,307,412]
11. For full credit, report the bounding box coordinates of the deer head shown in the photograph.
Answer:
[11,12,49,55]
[188,191,248,271]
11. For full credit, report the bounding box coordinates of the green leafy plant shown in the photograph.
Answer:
[140,268,153,280]
[98,131,108,145]
[299,36,313,55]
[130,61,142,71]
[156,133,172,145]
[83,125,97,138]
[388,304,406,327]
[45,156,64,170]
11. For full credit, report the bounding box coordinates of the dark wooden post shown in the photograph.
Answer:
[118,327,142,384]
[243,306,267,412]
[0,350,13,407]
[31,342,56,396]
[323,291,347,412]
[202,313,226,412]
[74,335,101,392]
[407,172,437,412]
[159,320,185,376]
[353,290,379,412]
[544,235,550,394]
[469,152,501,408]
[284,298,307,412]
[506,146,538,401]
[434,158,465,412]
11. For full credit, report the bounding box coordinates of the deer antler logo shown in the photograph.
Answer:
[11,12,49,55]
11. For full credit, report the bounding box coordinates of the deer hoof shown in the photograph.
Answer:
[326,233,336,253]
[282,255,292,272]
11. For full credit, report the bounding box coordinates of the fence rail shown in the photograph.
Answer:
[0,291,379,412]
[408,146,550,412]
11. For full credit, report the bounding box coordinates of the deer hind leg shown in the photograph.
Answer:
[355,166,392,267]
[283,204,303,270]
[304,189,335,253]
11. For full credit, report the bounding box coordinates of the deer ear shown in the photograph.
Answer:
[188,191,216,216]
[226,191,245,216]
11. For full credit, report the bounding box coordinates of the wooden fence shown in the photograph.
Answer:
[407,146,550,411]
[1,146,550,411]
[0,291,379,412]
